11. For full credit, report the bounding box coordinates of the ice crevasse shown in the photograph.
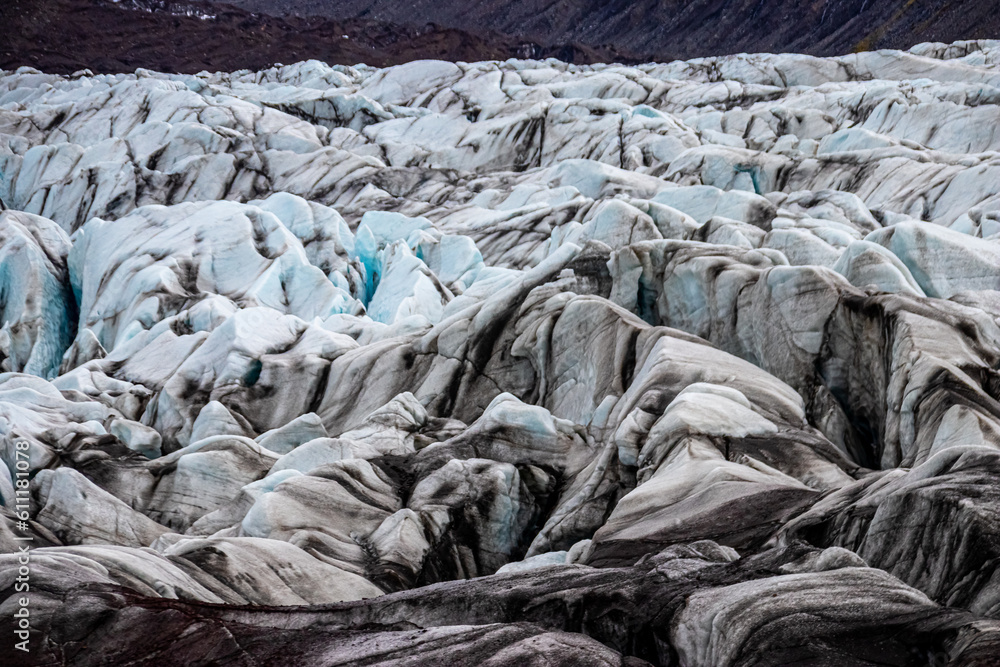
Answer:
[4,42,1000,666]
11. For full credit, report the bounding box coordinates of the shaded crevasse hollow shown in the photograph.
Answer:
[5,43,1000,666]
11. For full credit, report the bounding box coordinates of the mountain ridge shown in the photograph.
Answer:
[223,0,1000,59]
[3,0,998,75]
[0,0,627,75]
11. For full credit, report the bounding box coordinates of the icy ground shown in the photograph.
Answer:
[4,41,1000,665]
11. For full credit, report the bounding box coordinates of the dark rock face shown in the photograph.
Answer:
[0,0,624,75]
[226,0,1000,59]
[4,0,999,75]
[7,42,1000,667]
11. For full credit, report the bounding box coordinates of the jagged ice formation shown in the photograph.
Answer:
[5,41,1000,666]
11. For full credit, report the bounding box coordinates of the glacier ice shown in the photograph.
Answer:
[6,42,1000,665]
[0,210,73,379]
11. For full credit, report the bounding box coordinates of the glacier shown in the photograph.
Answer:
[4,41,1000,665]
